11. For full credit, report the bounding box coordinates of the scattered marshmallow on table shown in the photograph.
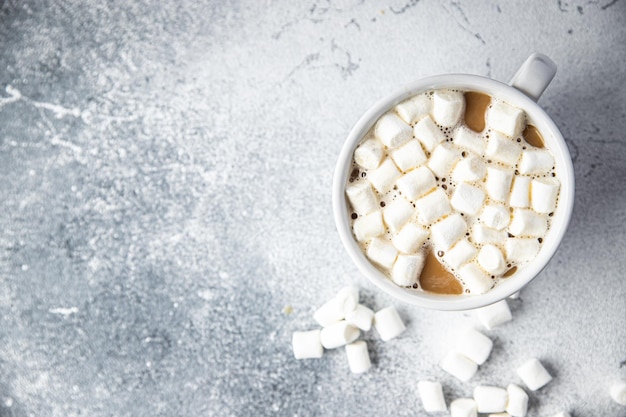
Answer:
[509,209,548,237]
[472,224,507,246]
[353,210,384,242]
[374,306,406,341]
[414,115,446,152]
[428,143,462,178]
[516,358,553,391]
[450,398,478,417]
[458,263,493,294]
[392,253,426,287]
[450,182,485,216]
[367,237,399,269]
[518,149,555,175]
[486,166,514,203]
[354,137,384,170]
[391,139,428,172]
[345,340,371,374]
[375,112,413,148]
[486,100,525,138]
[430,213,467,251]
[313,297,344,327]
[443,239,478,270]
[473,385,508,413]
[454,126,486,155]
[417,380,447,412]
[531,177,560,214]
[432,90,465,127]
[506,384,529,417]
[396,166,436,200]
[383,197,415,233]
[395,93,431,124]
[440,351,478,382]
[509,176,532,208]
[320,321,360,349]
[455,328,493,365]
[335,286,359,315]
[368,158,401,194]
[452,155,486,183]
[550,413,572,417]
[485,131,522,166]
[345,304,375,331]
[474,299,512,330]
[477,244,507,275]
[415,188,452,224]
[481,204,510,230]
[346,182,378,215]
[392,222,429,253]
[505,237,540,263]
[610,381,626,405]
[292,329,324,359]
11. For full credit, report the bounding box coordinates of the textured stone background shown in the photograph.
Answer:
[0,1,625,416]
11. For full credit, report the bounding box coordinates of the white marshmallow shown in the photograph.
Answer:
[292,329,324,359]
[450,182,485,215]
[450,398,478,417]
[392,222,429,253]
[505,238,540,263]
[431,213,467,251]
[610,381,626,406]
[551,413,572,417]
[416,188,451,224]
[486,101,525,138]
[346,182,378,215]
[366,237,399,269]
[440,351,478,382]
[472,224,507,246]
[506,384,528,417]
[313,297,344,327]
[319,321,360,349]
[368,158,401,194]
[336,286,359,315]
[345,340,371,374]
[458,263,493,294]
[354,137,384,170]
[452,155,486,183]
[374,112,413,148]
[392,253,426,287]
[414,116,446,152]
[391,139,428,172]
[432,90,465,127]
[456,328,493,365]
[518,149,554,175]
[383,197,415,233]
[473,386,508,413]
[531,177,560,214]
[345,304,375,331]
[481,204,510,230]
[373,306,406,341]
[395,93,431,124]
[443,239,478,270]
[454,126,486,155]
[486,166,514,203]
[474,299,512,330]
[509,209,547,237]
[485,131,522,166]
[396,166,436,200]
[417,380,447,412]
[428,144,462,178]
[488,414,511,417]
[516,358,552,391]
[477,244,507,275]
[353,210,385,242]
[509,176,532,208]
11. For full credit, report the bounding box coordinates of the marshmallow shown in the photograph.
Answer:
[367,237,399,269]
[531,177,560,214]
[417,380,447,412]
[485,131,522,166]
[505,237,540,263]
[486,101,525,138]
[396,166,436,200]
[474,299,512,329]
[313,298,344,327]
[395,93,431,124]
[450,182,485,215]
[509,209,547,237]
[416,188,451,224]
[392,253,426,287]
[486,166,514,203]
[414,116,446,152]
[454,126,486,155]
[345,340,371,374]
[459,263,493,294]
[516,358,552,391]
[428,144,462,178]
[336,286,359,315]
[551,413,572,417]
[392,222,429,253]
[374,112,413,148]
[292,329,324,359]
[455,328,493,365]
[345,304,375,331]
[610,381,626,406]
[440,351,478,382]
[477,244,507,275]
[452,155,486,183]
[450,398,478,417]
[353,210,385,242]
[431,213,467,251]
[472,224,507,245]
[506,384,528,417]
[443,239,478,270]
[481,204,510,230]
[346,182,378,215]
[383,197,415,233]
[373,306,406,341]
[391,139,428,172]
[488,414,511,417]
[368,158,401,194]
[354,137,384,170]
[432,90,465,127]
[319,321,360,349]
[518,149,554,175]
[509,176,531,208]
[473,386,508,413]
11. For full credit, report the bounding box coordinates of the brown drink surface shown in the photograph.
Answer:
[523,125,545,148]
[419,250,463,295]
[464,92,491,132]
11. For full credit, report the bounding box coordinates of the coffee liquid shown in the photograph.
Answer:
[523,125,544,148]
[464,92,491,132]
[419,250,463,295]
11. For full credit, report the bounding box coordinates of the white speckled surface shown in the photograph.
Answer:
[0,1,625,416]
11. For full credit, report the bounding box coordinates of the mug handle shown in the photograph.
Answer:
[509,53,557,102]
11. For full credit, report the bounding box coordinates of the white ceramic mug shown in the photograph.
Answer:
[332,53,575,311]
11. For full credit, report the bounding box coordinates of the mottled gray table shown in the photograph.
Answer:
[0,1,625,416]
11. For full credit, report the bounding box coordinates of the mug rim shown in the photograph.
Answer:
[332,73,575,311]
